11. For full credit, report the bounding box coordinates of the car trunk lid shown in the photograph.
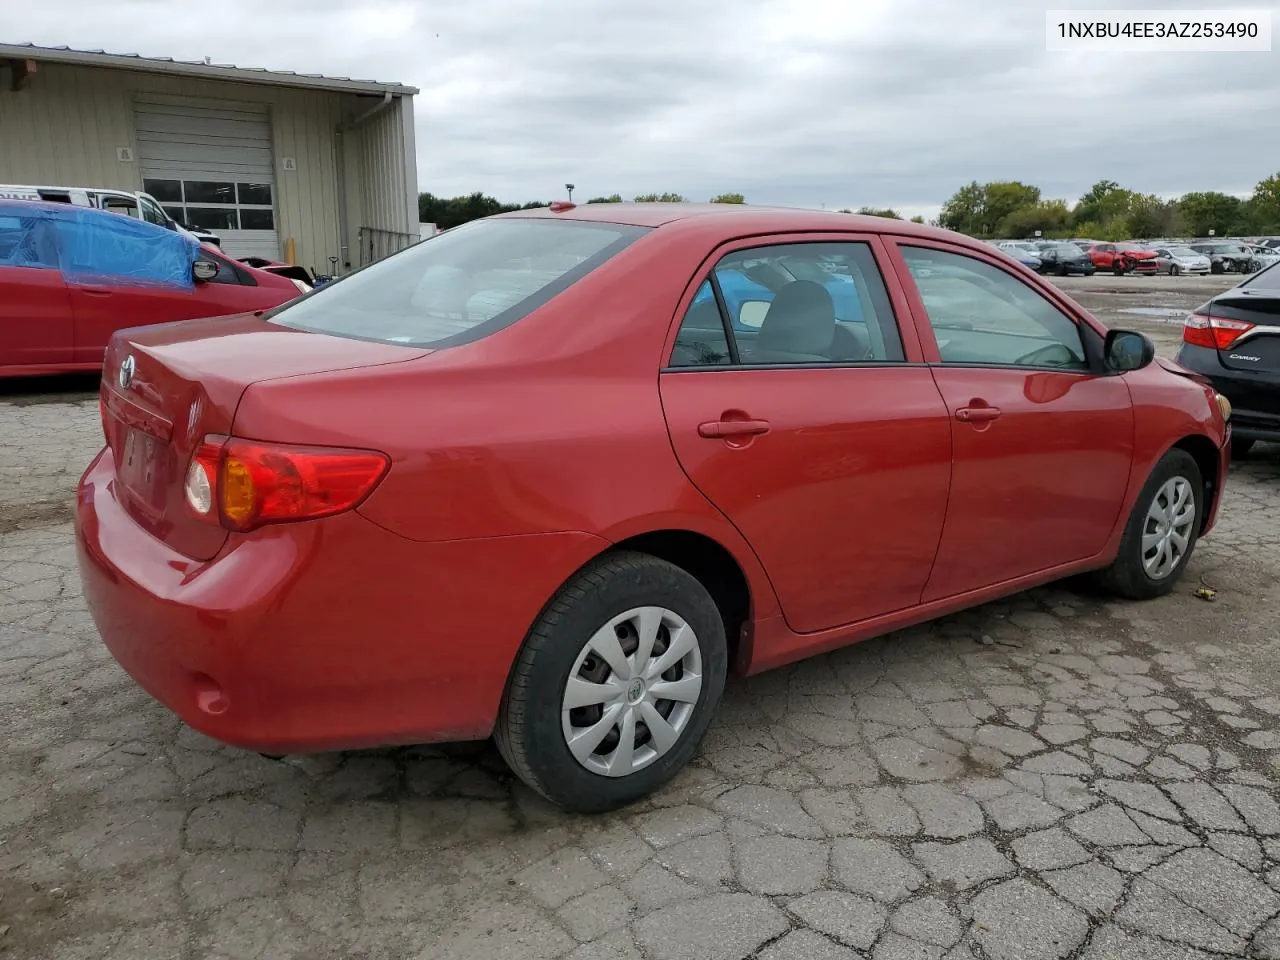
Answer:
[1208,291,1280,373]
[100,312,429,560]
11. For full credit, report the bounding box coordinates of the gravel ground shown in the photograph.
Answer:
[2,274,1279,960]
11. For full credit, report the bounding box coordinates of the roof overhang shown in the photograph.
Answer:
[0,42,418,97]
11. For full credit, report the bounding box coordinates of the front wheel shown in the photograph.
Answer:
[1169,263,1181,277]
[1113,260,1127,276]
[494,551,728,813]
[1092,450,1202,600]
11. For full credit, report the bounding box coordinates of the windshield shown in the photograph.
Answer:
[271,218,647,347]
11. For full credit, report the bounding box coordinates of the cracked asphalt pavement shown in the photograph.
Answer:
[2,274,1279,959]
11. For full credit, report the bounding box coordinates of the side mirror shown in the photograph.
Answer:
[1105,329,1155,373]
[193,259,220,282]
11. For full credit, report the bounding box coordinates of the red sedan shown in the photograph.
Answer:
[1087,242,1160,275]
[0,200,303,376]
[76,204,1232,812]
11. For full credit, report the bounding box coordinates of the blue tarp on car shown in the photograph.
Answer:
[0,199,198,289]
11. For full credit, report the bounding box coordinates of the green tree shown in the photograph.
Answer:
[997,199,1071,238]
[1122,193,1177,239]
[909,215,926,224]
[586,194,623,204]
[1176,191,1242,237]
[856,206,901,219]
[982,182,1041,235]
[938,181,986,235]
[710,193,745,204]
[634,192,686,203]
[1250,172,1280,231]
[1072,179,1133,229]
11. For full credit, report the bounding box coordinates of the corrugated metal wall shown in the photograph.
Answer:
[343,95,418,264]
[0,61,416,276]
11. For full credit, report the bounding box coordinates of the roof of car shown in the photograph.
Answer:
[0,198,87,218]
[500,201,967,243]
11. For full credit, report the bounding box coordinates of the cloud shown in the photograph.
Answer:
[8,0,1279,214]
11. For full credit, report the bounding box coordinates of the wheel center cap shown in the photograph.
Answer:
[626,678,646,704]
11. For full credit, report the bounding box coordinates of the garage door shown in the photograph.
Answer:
[134,96,280,260]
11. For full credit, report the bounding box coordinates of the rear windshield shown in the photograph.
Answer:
[270,218,648,347]
[1240,260,1280,291]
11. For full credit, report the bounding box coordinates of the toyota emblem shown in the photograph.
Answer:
[118,355,136,390]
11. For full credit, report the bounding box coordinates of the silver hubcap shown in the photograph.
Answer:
[561,606,703,778]
[1142,476,1195,579]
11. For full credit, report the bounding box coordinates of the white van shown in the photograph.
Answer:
[0,184,221,247]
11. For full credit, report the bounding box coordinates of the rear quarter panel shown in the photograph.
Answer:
[230,223,785,620]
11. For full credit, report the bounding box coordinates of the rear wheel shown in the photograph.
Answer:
[1232,437,1256,459]
[1093,450,1202,600]
[494,551,728,813]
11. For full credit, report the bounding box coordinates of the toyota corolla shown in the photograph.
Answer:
[76,203,1232,812]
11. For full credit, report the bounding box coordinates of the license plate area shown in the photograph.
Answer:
[119,427,168,509]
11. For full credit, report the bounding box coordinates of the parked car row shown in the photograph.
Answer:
[992,236,1275,277]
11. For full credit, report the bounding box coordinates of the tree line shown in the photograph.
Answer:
[418,191,748,231]
[938,172,1280,240]
[418,171,1280,239]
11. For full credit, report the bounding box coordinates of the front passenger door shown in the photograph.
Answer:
[893,242,1134,601]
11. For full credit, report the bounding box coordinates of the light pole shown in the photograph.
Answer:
[565,183,575,202]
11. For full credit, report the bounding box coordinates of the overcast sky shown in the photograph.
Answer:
[8,0,1279,216]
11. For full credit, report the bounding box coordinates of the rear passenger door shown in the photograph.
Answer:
[0,213,74,369]
[659,235,953,634]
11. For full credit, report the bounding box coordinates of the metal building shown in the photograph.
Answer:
[0,43,419,274]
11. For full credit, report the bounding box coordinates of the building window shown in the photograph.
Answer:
[145,179,275,232]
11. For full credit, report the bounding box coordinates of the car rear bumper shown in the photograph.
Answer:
[75,446,608,754]
[1174,344,1280,442]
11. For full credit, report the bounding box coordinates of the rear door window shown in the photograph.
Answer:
[669,241,906,367]
[271,218,647,347]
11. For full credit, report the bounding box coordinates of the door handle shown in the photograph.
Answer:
[698,418,771,438]
[80,287,114,297]
[955,405,1002,423]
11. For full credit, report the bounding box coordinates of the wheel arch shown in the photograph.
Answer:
[1170,433,1222,533]
[606,529,754,674]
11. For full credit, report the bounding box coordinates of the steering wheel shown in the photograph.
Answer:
[1013,343,1078,367]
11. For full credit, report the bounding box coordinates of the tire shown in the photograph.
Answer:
[1113,260,1126,276]
[1211,260,1224,275]
[1057,263,1069,277]
[1232,437,1256,459]
[494,550,728,813]
[1170,264,1180,277]
[1092,449,1203,601]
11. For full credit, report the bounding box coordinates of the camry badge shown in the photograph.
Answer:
[118,355,136,390]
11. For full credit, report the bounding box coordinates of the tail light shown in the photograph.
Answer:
[1182,313,1255,350]
[185,436,389,532]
